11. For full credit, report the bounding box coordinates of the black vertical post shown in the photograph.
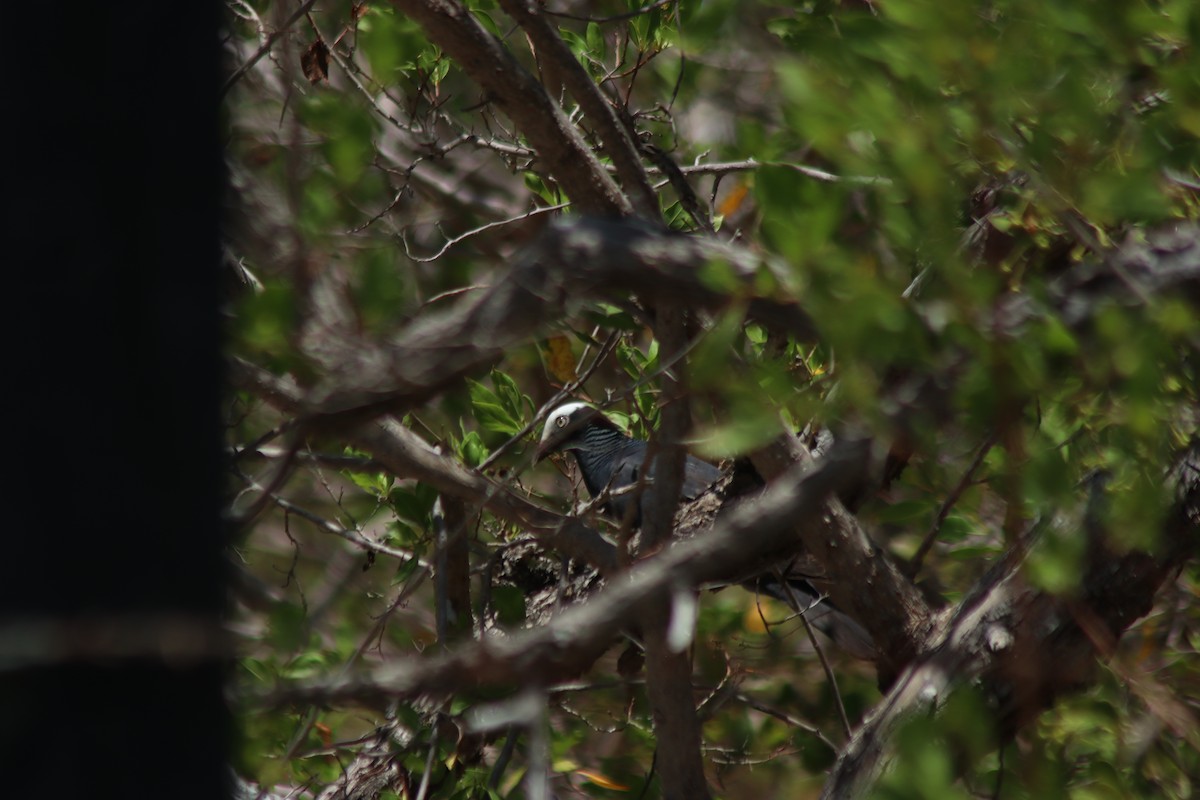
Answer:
[4,4,228,798]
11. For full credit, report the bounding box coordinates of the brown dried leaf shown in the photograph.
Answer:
[301,39,330,85]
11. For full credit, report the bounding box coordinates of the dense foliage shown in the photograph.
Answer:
[223,1,1199,798]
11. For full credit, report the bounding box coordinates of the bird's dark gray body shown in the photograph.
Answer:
[536,402,876,660]
[571,429,722,528]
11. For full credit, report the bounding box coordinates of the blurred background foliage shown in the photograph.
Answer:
[224,0,1198,797]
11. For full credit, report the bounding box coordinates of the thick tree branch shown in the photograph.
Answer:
[303,216,817,420]
[750,436,933,683]
[643,305,689,553]
[821,441,1200,800]
[639,302,709,799]
[496,0,660,218]
[229,357,621,574]
[748,222,1200,686]
[390,0,632,216]
[433,495,474,642]
[642,624,712,800]
[263,441,870,708]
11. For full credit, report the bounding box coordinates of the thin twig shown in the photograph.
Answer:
[222,0,320,97]
[402,202,570,263]
[231,445,382,472]
[651,158,890,185]
[229,433,304,527]
[231,417,305,463]
[545,0,676,23]
[267,494,434,569]
[909,432,998,575]
[413,717,440,800]
[478,330,620,471]
[776,572,853,740]
[732,691,838,753]
[284,566,433,764]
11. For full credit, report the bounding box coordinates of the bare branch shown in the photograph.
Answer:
[642,620,712,800]
[639,298,711,799]
[908,431,998,575]
[390,0,633,216]
[820,441,1200,800]
[403,202,569,262]
[497,0,660,218]
[229,357,622,574]
[433,495,474,642]
[222,0,321,97]
[750,434,933,683]
[665,158,891,186]
[261,441,870,708]
[779,573,853,740]
[302,216,818,421]
[268,494,434,570]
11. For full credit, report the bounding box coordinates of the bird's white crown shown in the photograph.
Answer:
[539,402,596,444]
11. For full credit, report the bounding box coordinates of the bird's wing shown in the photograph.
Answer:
[582,441,721,525]
[605,443,650,526]
[681,454,722,500]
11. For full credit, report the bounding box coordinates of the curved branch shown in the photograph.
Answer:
[303,216,817,420]
[750,436,933,683]
[820,441,1200,800]
[263,441,870,707]
[229,357,621,574]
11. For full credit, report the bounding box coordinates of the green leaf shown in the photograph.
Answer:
[300,94,377,187]
[389,484,436,525]
[489,369,530,425]
[585,22,603,55]
[694,409,782,459]
[1025,523,1086,594]
[458,429,489,467]
[268,604,308,653]
[467,377,522,435]
[937,514,974,543]
[876,500,935,525]
[344,465,393,497]
[491,585,526,627]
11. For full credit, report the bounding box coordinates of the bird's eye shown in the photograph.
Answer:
[556,416,568,428]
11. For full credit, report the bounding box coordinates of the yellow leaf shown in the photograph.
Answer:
[744,597,785,633]
[575,769,630,791]
[718,181,750,218]
[545,335,577,384]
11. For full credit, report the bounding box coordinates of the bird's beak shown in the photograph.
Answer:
[533,430,559,464]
